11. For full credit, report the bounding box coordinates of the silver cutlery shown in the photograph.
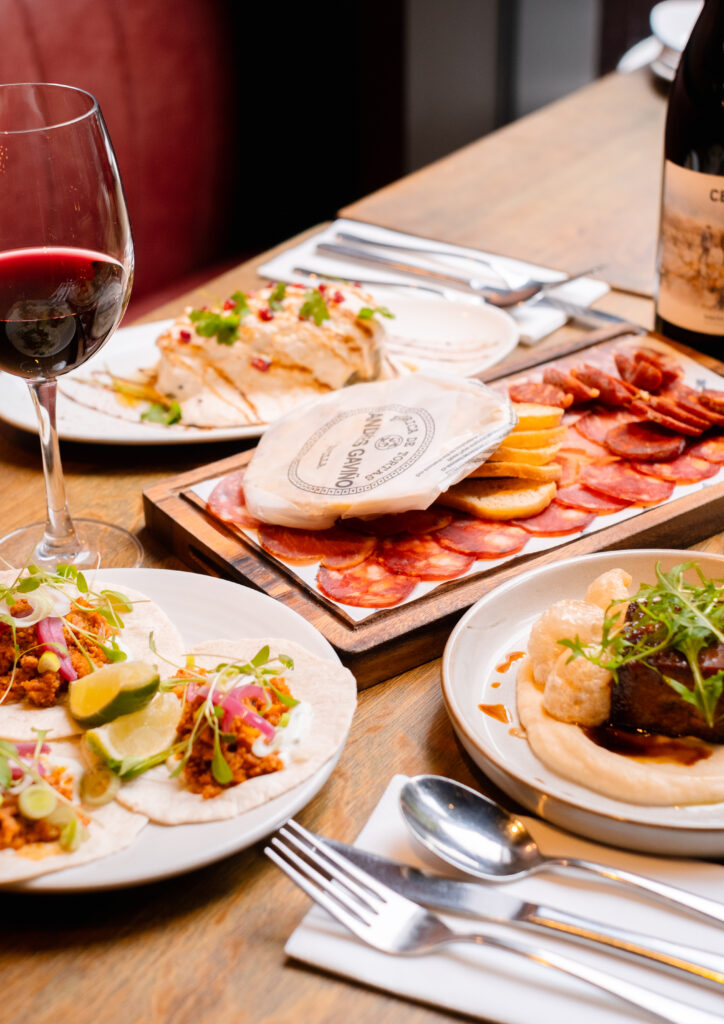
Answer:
[326,837,724,987]
[266,820,723,1024]
[290,265,446,299]
[315,240,595,308]
[400,775,724,927]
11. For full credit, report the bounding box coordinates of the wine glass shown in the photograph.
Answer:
[0,82,141,570]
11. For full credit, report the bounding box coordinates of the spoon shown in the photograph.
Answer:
[399,775,724,927]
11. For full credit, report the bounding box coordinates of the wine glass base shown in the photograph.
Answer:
[0,518,143,571]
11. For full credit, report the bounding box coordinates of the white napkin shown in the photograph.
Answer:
[286,775,724,1024]
[258,219,610,346]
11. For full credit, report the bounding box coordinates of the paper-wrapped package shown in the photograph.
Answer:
[244,374,516,528]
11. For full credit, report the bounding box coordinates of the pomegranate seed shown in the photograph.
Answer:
[222,298,235,311]
[258,308,274,321]
[251,356,271,372]
[333,290,345,303]
[179,329,192,342]
[318,283,326,293]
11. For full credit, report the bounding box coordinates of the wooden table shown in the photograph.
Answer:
[1,69,712,1024]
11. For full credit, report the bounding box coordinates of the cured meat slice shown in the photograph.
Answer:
[632,455,720,484]
[629,399,704,436]
[512,500,594,536]
[556,485,630,513]
[646,395,709,431]
[575,408,637,445]
[699,389,724,415]
[508,380,573,408]
[258,523,376,568]
[344,508,453,537]
[604,422,686,462]
[542,366,600,404]
[434,518,528,558]
[581,461,674,505]
[688,434,724,463]
[632,347,684,387]
[554,452,587,486]
[207,469,260,528]
[561,430,611,459]
[570,365,634,407]
[318,558,416,608]
[665,384,724,427]
[615,351,662,392]
[378,535,474,580]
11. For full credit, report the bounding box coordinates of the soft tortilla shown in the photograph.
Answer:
[517,656,724,805]
[116,638,357,824]
[0,740,147,884]
[0,577,186,741]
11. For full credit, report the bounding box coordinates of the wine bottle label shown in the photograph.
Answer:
[658,160,724,335]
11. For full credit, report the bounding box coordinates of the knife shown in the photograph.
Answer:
[327,839,724,987]
[537,295,645,332]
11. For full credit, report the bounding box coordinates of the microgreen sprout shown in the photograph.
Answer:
[189,292,250,345]
[299,289,330,326]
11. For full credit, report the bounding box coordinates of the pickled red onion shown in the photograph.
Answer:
[35,617,76,681]
[15,742,50,757]
[222,687,275,739]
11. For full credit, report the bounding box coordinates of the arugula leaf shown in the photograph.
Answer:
[268,282,287,310]
[211,731,233,785]
[252,645,270,667]
[357,305,394,320]
[299,289,330,326]
[141,401,182,426]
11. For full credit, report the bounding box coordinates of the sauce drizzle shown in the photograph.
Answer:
[583,724,713,766]
[496,650,525,674]
[479,703,512,724]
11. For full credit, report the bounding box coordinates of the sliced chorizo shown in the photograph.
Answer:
[207,469,261,528]
[556,485,631,513]
[434,518,528,558]
[258,523,376,568]
[631,454,720,484]
[543,366,600,404]
[604,422,686,462]
[508,379,573,409]
[344,508,453,538]
[629,399,704,436]
[581,461,674,505]
[317,558,416,608]
[575,408,638,445]
[511,501,594,536]
[570,365,634,407]
[378,535,474,580]
[688,434,724,463]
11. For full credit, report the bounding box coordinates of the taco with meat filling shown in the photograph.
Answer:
[0,738,146,884]
[99,638,356,824]
[0,566,185,741]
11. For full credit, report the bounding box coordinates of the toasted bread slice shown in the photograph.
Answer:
[468,461,561,482]
[507,425,567,449]
[489,442,560,466]
[512,402,564,431]
[439,478,557,521]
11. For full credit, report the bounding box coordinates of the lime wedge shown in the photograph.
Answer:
[69,661,160,728]
[85,692,181,778]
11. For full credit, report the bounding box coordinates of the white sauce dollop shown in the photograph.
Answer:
[251,701,313,766]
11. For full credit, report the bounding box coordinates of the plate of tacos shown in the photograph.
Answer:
[0,567,356,890]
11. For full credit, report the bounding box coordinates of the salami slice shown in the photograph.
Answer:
[687,434,724,463]
[318,558,416,608]
[581,461,674,505]
[615,351,662,392]
[258,523,376,568]
[207,469,260,528]
[571,365,634,407]
[630,399,704,436]
[378,535,474,580]
[632,454,720,484]
[512,500,594,536]
[604,422,686,462]
[556,485,630,513]
[542,366,600,403]
[508,380,573,408]
[699,389,724,415]
[434,518,528,558]
[554,451,588,486]
[632,348,684,387]
[344,508,453,538]
[646,395,709,431]
[665,384,724,427]
[575,408,637,445]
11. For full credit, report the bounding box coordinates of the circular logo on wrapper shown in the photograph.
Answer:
[287,405,435,495]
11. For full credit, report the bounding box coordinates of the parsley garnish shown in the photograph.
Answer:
[268,282,287,310]
[299,289,330,326]
[561,561,724,727]
[357,305,394,320]
[189,291,250,345]
[141,401,182,425]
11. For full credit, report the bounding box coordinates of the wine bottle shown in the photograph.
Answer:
[655,0,724,353]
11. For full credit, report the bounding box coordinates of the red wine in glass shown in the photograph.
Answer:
[0,83,139,570]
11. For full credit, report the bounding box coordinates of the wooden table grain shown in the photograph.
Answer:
[1,69,714,1024]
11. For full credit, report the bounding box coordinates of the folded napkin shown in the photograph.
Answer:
[258,219,610,346]
[285,775,724,1024]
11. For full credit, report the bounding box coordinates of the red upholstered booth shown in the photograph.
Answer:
[0,0,243,316]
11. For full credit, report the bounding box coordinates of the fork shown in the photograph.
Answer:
[266,822,722,1024]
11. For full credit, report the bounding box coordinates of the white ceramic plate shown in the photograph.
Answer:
[442,549,724,855]
[0,296,518,445]
[7,568,353,891]
[650,0,701,53]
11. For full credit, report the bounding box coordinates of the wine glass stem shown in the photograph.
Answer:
[28,379,83,562]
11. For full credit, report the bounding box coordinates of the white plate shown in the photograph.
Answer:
[0,295,518,444]
[442,549,724,855]
[7,568,352,891]
[650,0,701,53]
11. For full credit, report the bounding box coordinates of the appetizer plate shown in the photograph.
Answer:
[0,297,518,445]
[8,568,351,892]
[442,549,724,856]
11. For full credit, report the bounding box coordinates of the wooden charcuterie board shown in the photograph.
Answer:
[143,333,724,688]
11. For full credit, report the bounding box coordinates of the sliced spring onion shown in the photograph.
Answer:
[79,767,121,807]
[59,817,88,852]
[18,784,57,820]
[46,803,76,828]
